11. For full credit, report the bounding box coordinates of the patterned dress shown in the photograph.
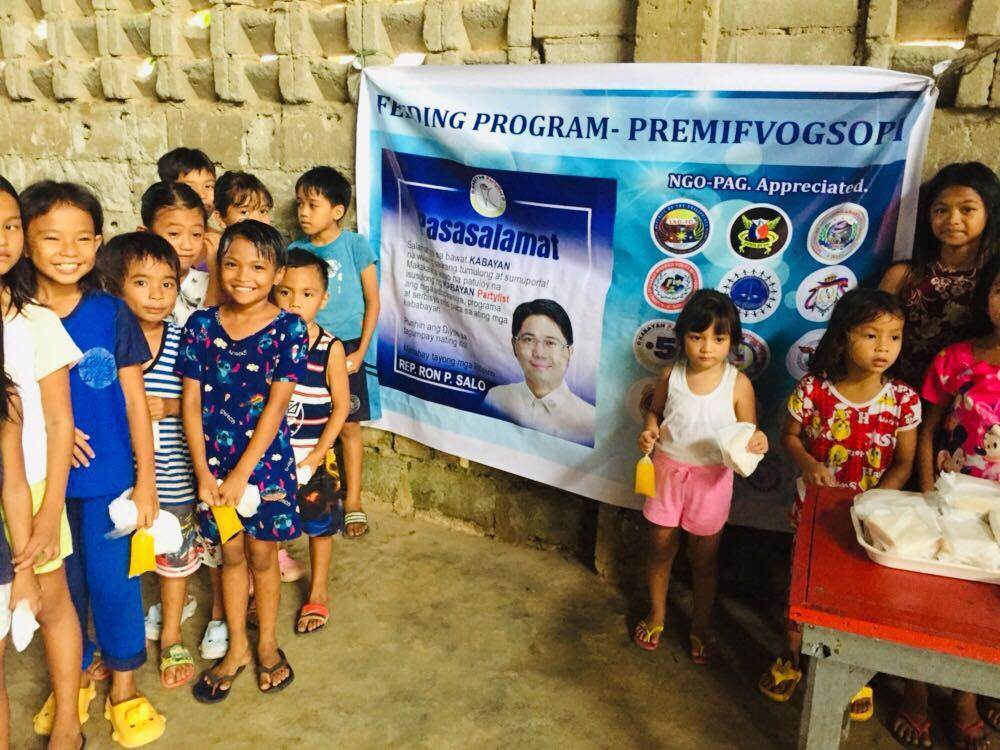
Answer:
[788,375,922,526]
[922,341,1000,480]
[898,263,977,387]
[177,308,309,542]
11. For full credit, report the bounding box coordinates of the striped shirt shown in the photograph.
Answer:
[287,328,337,456]
[144,323,195,504]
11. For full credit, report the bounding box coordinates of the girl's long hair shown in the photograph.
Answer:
[900,161,1000,296]
[0,175,33,317]
[808,288,905,382]
[968,254,1000,338]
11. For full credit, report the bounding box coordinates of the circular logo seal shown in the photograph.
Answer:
[808,203,868,265]
[470,174,505,218]
[718,265,781,323]
[727,203,792,261]
[626,377,659,426]
[650,200,711,257]
[728,330,771,381]
[786,329,826,380]
[796,265,857,322]
[633,319,677,373]
[644,259,701,313]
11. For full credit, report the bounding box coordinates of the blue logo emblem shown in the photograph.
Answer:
[77,347,117,390]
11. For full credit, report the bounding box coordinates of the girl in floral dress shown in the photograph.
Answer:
[880,162,1000,388]
[179,220,308,703]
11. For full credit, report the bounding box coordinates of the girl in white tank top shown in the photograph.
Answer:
[633,291,767,662]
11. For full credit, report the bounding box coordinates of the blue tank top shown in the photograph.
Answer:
[287,328,337,452]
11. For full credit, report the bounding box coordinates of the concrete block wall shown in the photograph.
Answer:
[1,0,999,564]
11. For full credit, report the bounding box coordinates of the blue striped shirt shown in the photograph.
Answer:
[144,323,195,505]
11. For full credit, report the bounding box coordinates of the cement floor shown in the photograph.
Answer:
[7,503,994,749]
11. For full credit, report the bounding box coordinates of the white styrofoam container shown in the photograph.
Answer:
[850,509,1000,585]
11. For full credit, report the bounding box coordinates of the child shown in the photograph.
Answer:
[759,289,920,725]
[139,182,229,660]
[180,220,307,701]
[214,171,273,227]
[633,290,767,661]
[103,232,202,691]
[1,176,86,749]
[140,181,211,326]
[880,162,1000,386]
[901,257,1000,750]
[0,369,49,744]
[275,249,351,633]
[156,147,217,219]
[289,166,380,538]
[21,181,165,746]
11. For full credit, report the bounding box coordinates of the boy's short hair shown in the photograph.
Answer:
[218,220,287,269]
[101,231,181,296]
[157,148,216,182]
[215,171,274,215]
[295,166,351,209]
[286,248,329,290]
[140,181,208,227]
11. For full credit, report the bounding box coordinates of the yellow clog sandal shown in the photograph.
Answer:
[849,685,874,722]
[758,657,803,703]
[33,682,97,735]
[104,696,166,748]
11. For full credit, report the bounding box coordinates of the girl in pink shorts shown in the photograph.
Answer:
[633,290,767,662]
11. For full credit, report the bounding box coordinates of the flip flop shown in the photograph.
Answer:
[758,657,803,703]
[849,685,874,722]
[689,634,715,665]
[344,511,369,538]
[104,696,166,748]
[159,643,195,689]
[891,710,933,748]
[632,619,663,651]
[953,718,989,750]
[257,649,295,694]
[296,603,330,635]
[192,663,247,704]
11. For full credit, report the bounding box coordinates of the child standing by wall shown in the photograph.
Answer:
[180,221,307,701]
[214,172,273,227]
[899,258,1000,750]
[633,290,767,661]
[157,148,217,221]
[103,232,202,691]
[0,176,85,749]
[758,289,920,725]
[0,358,50,745]
[140,182,210,326]
[21,181,165,746]
[290,166,380,538]
[880,162,1000,386]
[275,249,351,633]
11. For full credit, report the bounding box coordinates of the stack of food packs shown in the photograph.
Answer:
[854,490,942,560]
[853,473,1000,572]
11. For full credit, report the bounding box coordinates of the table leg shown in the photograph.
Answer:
[798,653,875,750]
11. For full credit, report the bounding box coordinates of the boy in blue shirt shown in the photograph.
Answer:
[289,167,379,538]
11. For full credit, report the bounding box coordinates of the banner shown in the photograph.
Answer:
[357,64,937,530]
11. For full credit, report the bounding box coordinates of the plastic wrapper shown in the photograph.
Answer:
[935,472,1000,513]
[11,600,39,652]
[939,510,1000,570]
[128,530,157,577]
[715,422,763,478]
[634,455,655,496]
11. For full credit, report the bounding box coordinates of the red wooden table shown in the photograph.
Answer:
[789,486,1000,749]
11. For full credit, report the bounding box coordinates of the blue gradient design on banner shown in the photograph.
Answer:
[378,149,616,428]
[363,81,931,513]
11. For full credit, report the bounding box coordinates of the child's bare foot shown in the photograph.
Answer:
[343,504,368,538]
[632,615,664,651]
[984,699,1000,730]
[256,642,294,692]
[954,692,990,750]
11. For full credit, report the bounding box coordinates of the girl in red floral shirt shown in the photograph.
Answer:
[760,289,920,722]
